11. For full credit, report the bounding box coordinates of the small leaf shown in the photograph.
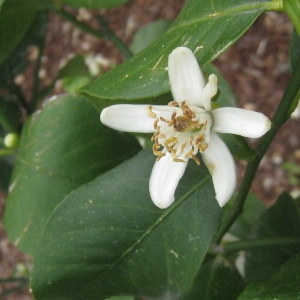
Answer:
[244,192,300,283]
[62,76,91,93]
[31,150,222,299]
[57,55,90,79]
[59,0,130,9]
[238,251,300,300]
[3,94,141,255]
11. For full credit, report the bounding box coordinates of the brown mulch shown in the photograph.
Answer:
[1,1,298,299]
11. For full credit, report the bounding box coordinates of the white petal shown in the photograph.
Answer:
[100,104,155,133]
[212,107,271,138]
[168,47,205,107]
[201,133,236,207]
[149,152,188,209]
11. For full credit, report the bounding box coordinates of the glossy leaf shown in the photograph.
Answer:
[3,94,141,255]
[81,0,279,111]
[0,0,47,64]
[59,0,130,9]
[238,251,300,299]
[31,150,222,299]
[244,192,300,283]
[186,256,246,300]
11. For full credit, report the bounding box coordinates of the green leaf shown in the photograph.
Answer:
[284,0,300,35]
[0,0,5,10]
[0,10,48,85]
[0,0,47,64]
[31,150,222,299]
[81,0,278,111]
[186,256,246,300]
[226,193,265,240]
[59,0,130,9]
[57,55,90,79]
[57,55,92,93]
[62,76,91,93]
[244,192,300,283]
[3,94,141,255]
[130,19,173,54]
[238,251,300,299]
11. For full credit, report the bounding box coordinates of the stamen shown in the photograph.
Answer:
[180,142,187,154]
[160,116,170,123]
[146,106,157,119]
[189,135,194,144]
[165,137,177,144]
[184,149,194,158]
[173,158,186,163]
[168,101,179,107]
[149,100,211,165]
[191,155,200,165]
[199,143,208,152]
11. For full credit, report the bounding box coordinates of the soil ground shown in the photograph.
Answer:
[1,0,299,298]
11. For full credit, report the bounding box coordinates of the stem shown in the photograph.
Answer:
[0,277,28,283]
[0,106,16,132]
[0,148,15,156]
[97,15,133,59]
[31,11,48,109]
[217,237,300,254]
[52,7,133,59]
[4,82,31,114]
[214,55,300,244]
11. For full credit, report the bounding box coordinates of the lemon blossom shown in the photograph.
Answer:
[100,47,271,209]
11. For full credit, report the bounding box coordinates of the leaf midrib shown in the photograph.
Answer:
[80,173,211,296]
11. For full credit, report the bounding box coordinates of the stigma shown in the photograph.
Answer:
[146,101,212,164]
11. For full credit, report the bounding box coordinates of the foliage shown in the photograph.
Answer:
[1,0,300,299]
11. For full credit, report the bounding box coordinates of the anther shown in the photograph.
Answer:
[153,118,159,129]
[168,101,179,107]
[180,142,187,154]
[191,155,200,165]
[173,158,186,163]
[184,149,194,158]
[146,106,157,118]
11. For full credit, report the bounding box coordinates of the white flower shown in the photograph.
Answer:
[100,47,271,209]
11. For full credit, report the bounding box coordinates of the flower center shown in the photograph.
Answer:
[146,101,212,165]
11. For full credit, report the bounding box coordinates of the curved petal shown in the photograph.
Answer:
[149,152,188,209]
[201,133,236,207]
[100,104,155,133]
[212,107,271,138]
[168,47,205,107]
